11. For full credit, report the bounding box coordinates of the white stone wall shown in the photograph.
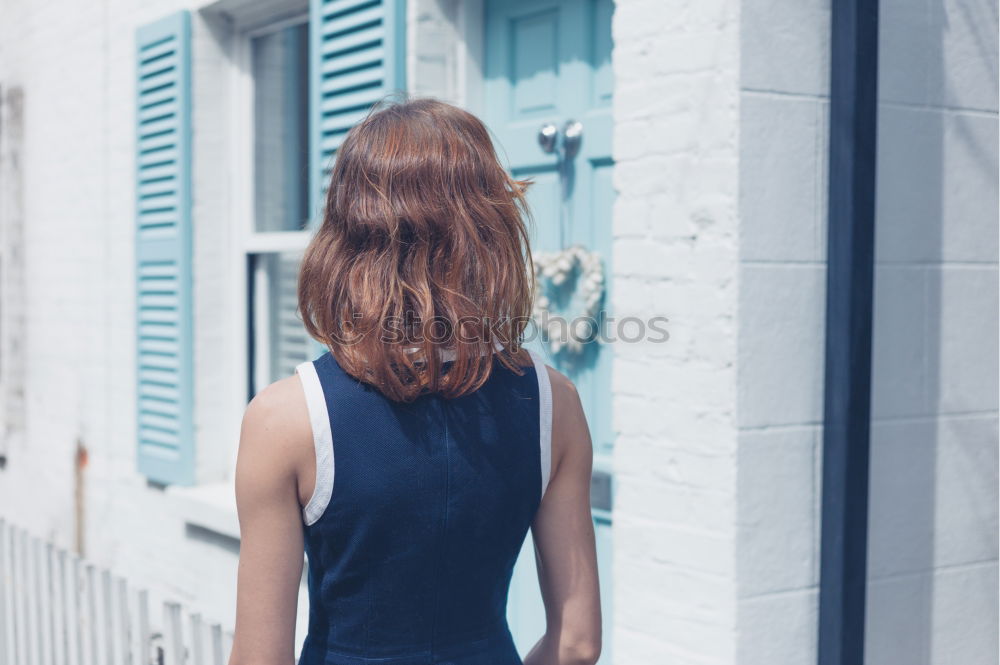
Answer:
[736,0,829,662]
[736,1,999,664]
[866,0,999,663]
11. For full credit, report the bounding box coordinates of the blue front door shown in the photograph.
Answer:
[483,1,614,661]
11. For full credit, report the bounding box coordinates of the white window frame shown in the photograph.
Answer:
[229,11,313,402]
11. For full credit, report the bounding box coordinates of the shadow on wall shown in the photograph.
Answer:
[867,0,999,664]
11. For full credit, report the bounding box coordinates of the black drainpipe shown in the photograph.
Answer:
[817,0,879,664]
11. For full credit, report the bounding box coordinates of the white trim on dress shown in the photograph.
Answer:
[295,360,334,526]
[527,350,553,499]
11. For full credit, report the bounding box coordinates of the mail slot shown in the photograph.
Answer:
[590,469,613,512]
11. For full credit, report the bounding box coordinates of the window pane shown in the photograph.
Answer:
[250,252,313,393]
[252,23,309,233]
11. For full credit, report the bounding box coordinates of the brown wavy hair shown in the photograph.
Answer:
[298,96,535,402]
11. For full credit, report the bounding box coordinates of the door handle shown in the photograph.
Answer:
[562,119,583,160]
[538,121,583,159]
[590,469,612,512]
[537,122,558,154]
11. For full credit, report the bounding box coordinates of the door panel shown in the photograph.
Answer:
[485,1,614,662]
[510,11,560,116]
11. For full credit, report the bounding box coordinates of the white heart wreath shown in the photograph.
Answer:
[531,245,605,355]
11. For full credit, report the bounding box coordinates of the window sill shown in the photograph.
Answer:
[167,481,240,543]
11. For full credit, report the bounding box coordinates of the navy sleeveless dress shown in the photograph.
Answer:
[294,348,553,665]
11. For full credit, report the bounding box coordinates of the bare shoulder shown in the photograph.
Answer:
[542,364,593,473]
[236,374,314,493]
[242,375,312,445]
[544,364,578,403]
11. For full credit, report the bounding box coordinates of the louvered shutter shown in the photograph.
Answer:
[268,252,313,378]
[135,11,195,486]
[308,0,407,222]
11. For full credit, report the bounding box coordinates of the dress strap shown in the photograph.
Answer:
[527,350,553,499]
[295,360,335,526]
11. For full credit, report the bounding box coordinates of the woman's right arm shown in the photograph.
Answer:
[524,367,602,665]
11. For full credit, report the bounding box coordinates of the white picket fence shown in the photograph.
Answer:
[0,520,234,665]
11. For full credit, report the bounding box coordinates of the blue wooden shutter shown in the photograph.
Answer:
[308,0,407,221]
[135,11,195,486]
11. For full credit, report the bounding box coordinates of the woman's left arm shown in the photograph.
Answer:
[229,376,314,665]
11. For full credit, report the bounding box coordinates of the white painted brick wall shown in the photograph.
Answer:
[611,2,741,664]
[191,8,243,486]
[0,86,27,444]
[0,0,253,630]
[408,0,461,104]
